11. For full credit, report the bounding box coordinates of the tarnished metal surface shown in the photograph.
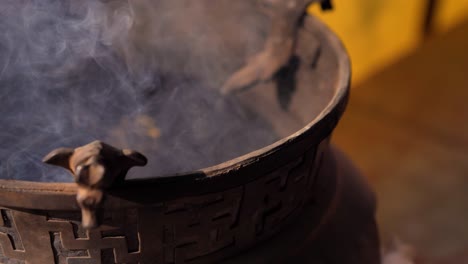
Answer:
[0,140,326,263]
[222,0,332,93]
[43,141,148,229]
[0,10,379,264]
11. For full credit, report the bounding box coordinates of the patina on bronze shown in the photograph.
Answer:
[221,0,332,94]
[43,141,148,229]
[0,2,380,264]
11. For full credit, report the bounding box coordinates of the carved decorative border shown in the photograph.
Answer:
[0,140,327,264]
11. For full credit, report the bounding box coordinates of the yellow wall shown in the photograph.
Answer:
[309,0,468,84]
[437,1,468,32]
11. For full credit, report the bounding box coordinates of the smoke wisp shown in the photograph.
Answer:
[0,0,277,181]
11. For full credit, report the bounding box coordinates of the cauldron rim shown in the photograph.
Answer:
[0,15,350,210]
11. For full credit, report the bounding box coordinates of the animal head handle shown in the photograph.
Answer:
[43,140,147,229]
[221,0,333,94]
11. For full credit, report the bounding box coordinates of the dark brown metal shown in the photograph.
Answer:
[43,141,147,229]
[0,10,379,264]
[221,0,332,94]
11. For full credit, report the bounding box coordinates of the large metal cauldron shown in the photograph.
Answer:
[0,1,380,263]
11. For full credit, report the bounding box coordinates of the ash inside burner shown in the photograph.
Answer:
[0,0,278,182]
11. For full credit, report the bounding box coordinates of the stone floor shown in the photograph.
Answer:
[331,19,468,263]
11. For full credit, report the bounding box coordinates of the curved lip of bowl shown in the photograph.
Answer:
[0,16,350,194]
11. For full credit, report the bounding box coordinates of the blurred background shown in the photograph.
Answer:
[309,0,468,262]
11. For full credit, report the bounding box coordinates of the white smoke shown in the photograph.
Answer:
[0,0,276,181]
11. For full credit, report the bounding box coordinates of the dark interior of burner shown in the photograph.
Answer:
[0,61,279,182]
[0,0,337,182]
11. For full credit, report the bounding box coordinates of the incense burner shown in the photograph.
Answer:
[0,1,379,263]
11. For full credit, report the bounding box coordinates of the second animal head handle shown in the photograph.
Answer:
[43,140,147,229]
[221,0,333,94]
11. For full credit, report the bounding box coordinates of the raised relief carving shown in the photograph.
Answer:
[1,142,324,263]
[43,141,147,229]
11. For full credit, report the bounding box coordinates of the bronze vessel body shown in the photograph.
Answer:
[0,1,380,263]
